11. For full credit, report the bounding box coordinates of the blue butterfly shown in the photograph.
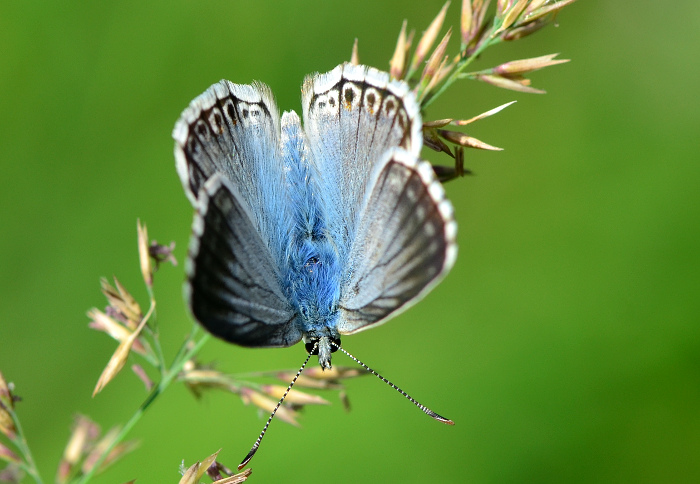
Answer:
[173,63,457,465]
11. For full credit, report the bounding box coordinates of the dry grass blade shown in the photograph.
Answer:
[497,0,529,33]
[390,20,408,79]
[350,38,359,65]
[438,129,504,150]
[422,29,452,82]
[410,1,450,74]
[423,54,451,99]
[452,100,517,125]
[494,53,569,76]
[476,73,546,93]
[213,468,252,484]
[261,385,331,405]
[424,128,455,156]
[0,443,20,464]
[519,0,578,25]
[137,219,152,287]
[240,388,299,427]
[92,302,153,396]
[178,462,200,484]
[461,0,473,47]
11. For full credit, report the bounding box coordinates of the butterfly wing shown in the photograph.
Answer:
[173,80,290,263]
[337,148,457,334]
[174,81,299,347]
[186,174,301,347]
[301,63,422,260]
[174,80,279,204]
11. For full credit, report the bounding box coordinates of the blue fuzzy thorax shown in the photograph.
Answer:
[286,236,340,336]
[280,113,341,339]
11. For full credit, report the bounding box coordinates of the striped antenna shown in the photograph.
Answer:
[332,342,454,425]
[237,348,315,470]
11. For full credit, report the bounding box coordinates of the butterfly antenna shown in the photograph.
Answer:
[332,342,454,425]
[238,348,315,470]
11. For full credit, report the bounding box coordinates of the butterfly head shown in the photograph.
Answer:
[303,334,341,370]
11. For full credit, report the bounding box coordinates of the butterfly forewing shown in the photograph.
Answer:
[173,81,290,263]
[301,64,423,259]
[338,148,457,334]
[186,175,301,347]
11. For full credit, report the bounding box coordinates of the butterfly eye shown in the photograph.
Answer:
[304,337,340,355]
[304,339,318,354]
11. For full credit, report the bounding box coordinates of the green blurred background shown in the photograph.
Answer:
[2,1,699,482]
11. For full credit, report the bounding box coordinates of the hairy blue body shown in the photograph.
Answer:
[280,115,341,349]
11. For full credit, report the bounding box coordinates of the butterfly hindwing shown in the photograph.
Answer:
[186,174,301,347]
[337,148,457,334]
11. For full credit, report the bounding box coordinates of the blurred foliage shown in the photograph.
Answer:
[1,0,699,482]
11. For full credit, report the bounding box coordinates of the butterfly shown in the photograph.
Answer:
[173,63,457,466]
